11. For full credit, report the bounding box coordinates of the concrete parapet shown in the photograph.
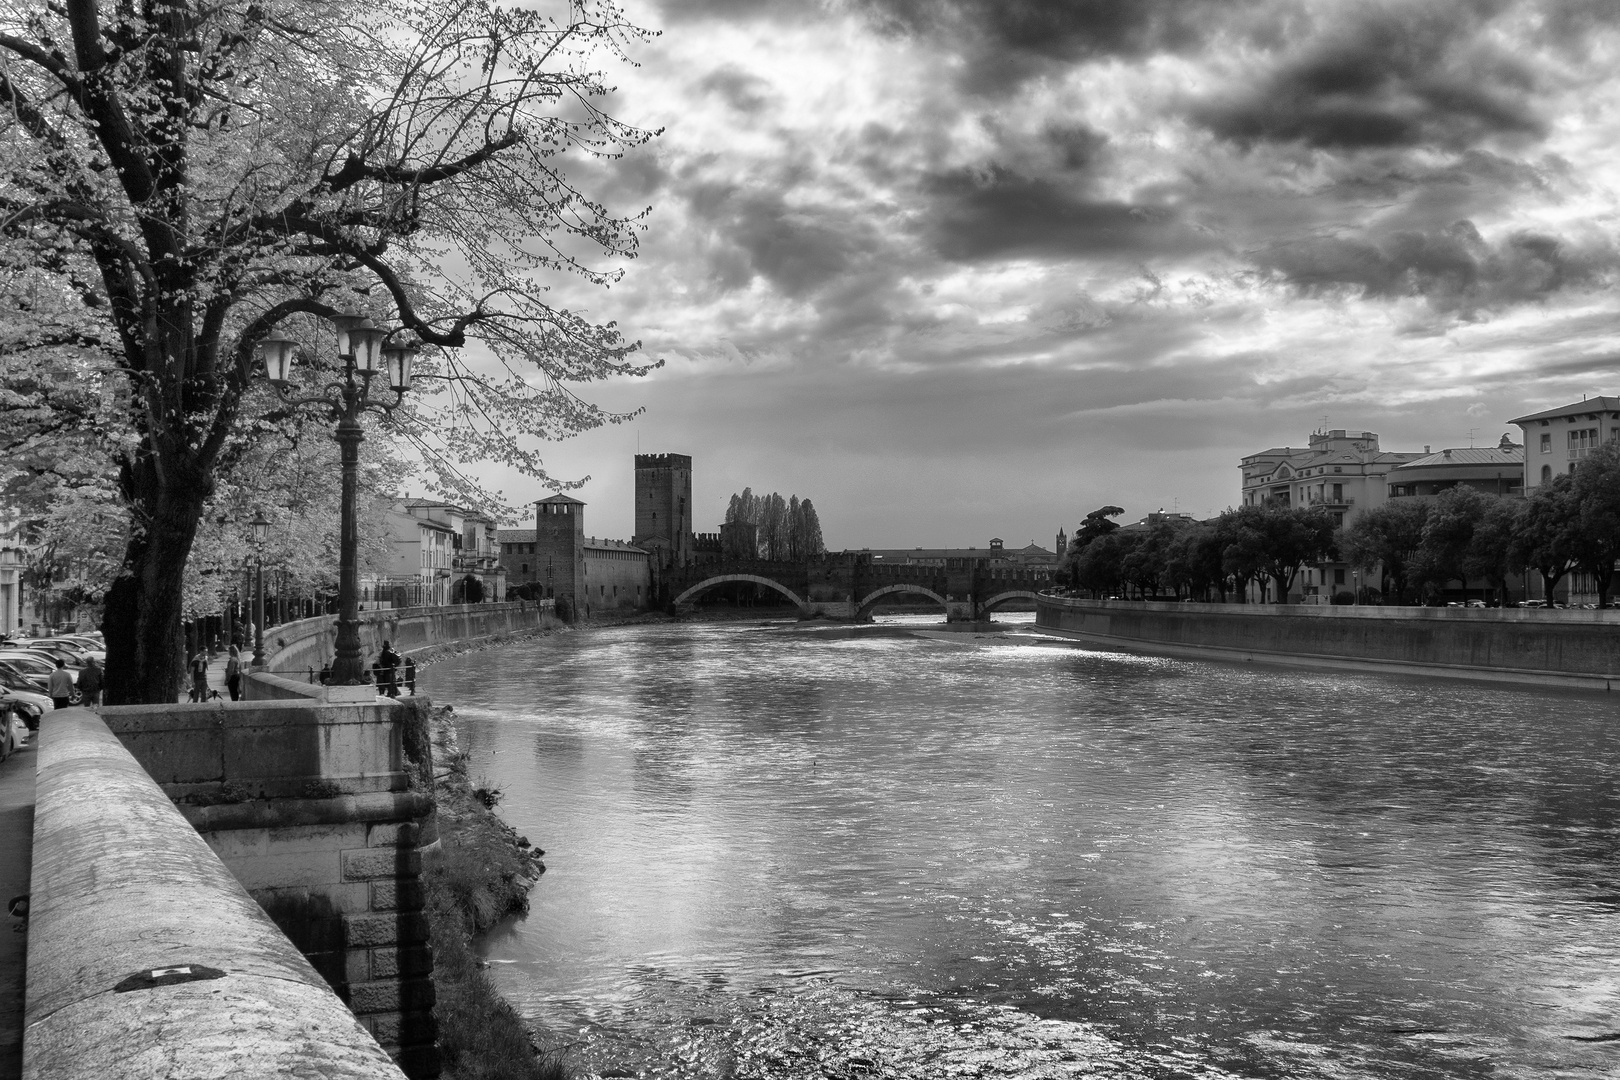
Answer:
[102,698,410,803]
[25,707,404,1079]
[1035,595,1620,688]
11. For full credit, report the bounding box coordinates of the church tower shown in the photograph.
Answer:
[1056,527,1068,555]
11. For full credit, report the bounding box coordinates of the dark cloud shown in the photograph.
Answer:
[856,0,1245,93]
[1255,222,1613,314]
[1195,3,1547,149]
[923,166,1216,262]
[694,66,772,114]
[680,184,880,297]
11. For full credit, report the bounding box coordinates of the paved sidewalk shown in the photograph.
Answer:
[0,732,36,1080]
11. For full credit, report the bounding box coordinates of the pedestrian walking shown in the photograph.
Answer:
[47,658,74,711]
[77,656,104,708]
[403,655,417,696]
[225,646,242,701]
[188,648,209,702]
[378,640,401,698]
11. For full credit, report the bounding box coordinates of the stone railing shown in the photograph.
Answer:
[26,708,406,1079]
[256,599,556,680]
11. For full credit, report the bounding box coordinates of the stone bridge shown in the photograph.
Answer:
[670,553,1050,621]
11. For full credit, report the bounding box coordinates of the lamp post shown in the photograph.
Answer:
[251,510,269,670]
[255,317,416,684]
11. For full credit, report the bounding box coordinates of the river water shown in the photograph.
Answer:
[420,614,1620,1079]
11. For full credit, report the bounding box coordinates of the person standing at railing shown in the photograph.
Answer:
[224,646,242,702]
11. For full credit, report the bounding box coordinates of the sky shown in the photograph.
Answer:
[472,0,1620,549]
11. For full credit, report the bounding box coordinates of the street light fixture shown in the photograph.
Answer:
[250,509,270,670]
[254,315,417,685]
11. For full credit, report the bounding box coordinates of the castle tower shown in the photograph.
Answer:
[632,453,693,571]
[1056,527,1067,554]
[534,494,586,609]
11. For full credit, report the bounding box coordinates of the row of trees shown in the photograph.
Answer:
[1059,443,1620,605]
[723,489,826,562]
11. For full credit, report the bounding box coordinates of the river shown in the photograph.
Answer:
[420,613,1620,1079]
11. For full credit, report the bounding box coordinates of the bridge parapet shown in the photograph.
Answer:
[27,708,406,1079]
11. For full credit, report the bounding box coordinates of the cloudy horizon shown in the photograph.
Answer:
[471,0,1620,550]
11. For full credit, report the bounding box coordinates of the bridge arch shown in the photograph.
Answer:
[856,583,949,615]
[674,574,810,613]
[980,589,1042,613]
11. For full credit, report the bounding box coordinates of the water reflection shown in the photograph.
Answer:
[422,615,1620,1078]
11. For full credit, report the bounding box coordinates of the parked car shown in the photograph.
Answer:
[0,653,76,685]
[0,685,48,728]
[17,640,91,668]
[1517,600,1549,608]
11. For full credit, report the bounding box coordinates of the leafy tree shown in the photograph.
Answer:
[1339,500,1429,603]
[1,0,658,703]
[1059,505,1123,586]
[1166,521,1228,601]
[1569,443,1620,606]
[1250,504,1336,603]
[1513,474,1577,603]
[1074,531,1137,598]
[1412,486,1490,602]
[1464,496,1526,605]
[1217,506,1269,603]
[723,488,823,560]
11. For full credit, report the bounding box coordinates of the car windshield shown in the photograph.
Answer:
[0,655,54,675]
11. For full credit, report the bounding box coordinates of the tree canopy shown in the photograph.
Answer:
[1,0,660,701]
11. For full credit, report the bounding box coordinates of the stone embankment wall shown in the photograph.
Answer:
[26,708,406,1079]
[101,686,441,1076]
[260,600,557,681]
[1036,595,1620,689]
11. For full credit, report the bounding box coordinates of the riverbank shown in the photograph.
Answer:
[414,697,565,1080]
[1035,593,1620,690]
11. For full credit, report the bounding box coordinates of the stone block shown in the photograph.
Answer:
[344,947,371,986]
[398,1009,438,1048]
[370,878,426,912]
[349,976,434,1015]
[225,849,342,891]
[323,881,373,914]
[269,821,367,853]
[365,821,420,848]
[202,827,268,861]
[370,945,433,980]
[342,846,420,881]
[344,910,430,948]
[368,1009,403,1045]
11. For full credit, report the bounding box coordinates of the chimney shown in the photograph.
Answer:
[1424,445,1431,453]
[1443,448,1452,459]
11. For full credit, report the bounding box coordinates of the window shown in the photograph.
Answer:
[1541,464,1552,484]
[1541,433,1551,452]
[1333,467,1342,473]
[1331,483,1343,501]
[1333,512,1344,527]
[521,563,529,574]
[1334,569,1346,585]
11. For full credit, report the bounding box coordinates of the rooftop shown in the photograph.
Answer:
[1508,396,1620,425]
[536,493,586,506]
[1393,446,1525,469]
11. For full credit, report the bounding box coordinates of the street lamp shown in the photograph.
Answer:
[250,509,269,669]
[255,316,416,685]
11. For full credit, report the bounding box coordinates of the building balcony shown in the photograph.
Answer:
[452,553,501,572]
[1307,495,1355,507]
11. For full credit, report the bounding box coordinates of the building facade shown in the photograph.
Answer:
[1386,439,1525,500]
[1240,429,1423,602]
[367,499,506,608]
[1508,397,1620,493]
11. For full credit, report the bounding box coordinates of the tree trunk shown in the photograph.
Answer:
[102,467,211,706]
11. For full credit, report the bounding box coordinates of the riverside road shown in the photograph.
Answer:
[422,613,1620,1079]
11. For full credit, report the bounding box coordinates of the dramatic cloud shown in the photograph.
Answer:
[483,0,1620,548]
